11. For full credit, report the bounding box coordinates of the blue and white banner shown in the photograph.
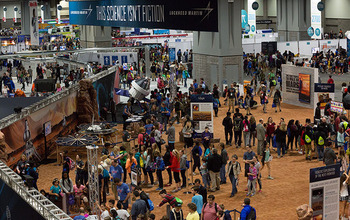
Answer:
[247,0,256,36]
[29,1,39,46]
[69,0,218,32]
[311,0,322,39]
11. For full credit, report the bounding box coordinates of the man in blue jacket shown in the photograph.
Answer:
[240,198,256,220]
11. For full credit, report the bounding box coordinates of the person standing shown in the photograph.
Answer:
[191,187,203,217]
[155,151,165,190]
[131,191,148,220]
[227,84,237,113]
[187,203,200,220]
[166,121,175,151]
[201,127,212,151]
[222,112,233,146]
[247,162,257,197]
[28,66,33,83]
[109,159,123,201]
[240,198,256,220]
[192,141,202,175]
[207,149,222,192]
[323,142,337,165]
[115,178,131,210]
[219,143,228,184]
[201,195,222,220]
[274,121,287,158]
[256,119,266,156]
[170,202,184,220]
[243,146,256,188]
[242,116,251,148]
[226,154,241,197]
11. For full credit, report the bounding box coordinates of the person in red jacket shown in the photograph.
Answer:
[167,150,181,192]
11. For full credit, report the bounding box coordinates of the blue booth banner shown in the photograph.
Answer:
[69,0,218,32]
[314,83,335,93]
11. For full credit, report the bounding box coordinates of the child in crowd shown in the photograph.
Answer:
[238,96,244,109]
[339,173,349,219]
[247,162,257,197]
[200,157,209,188]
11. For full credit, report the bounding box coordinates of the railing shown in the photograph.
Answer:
[0,160,72,219]
[0,65,117,130]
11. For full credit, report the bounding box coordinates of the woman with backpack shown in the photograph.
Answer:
[242,116,251,148]
[163,145,173,187]
[125,152,138,182]
[182,121,193,148]
[145,148,155,187]
[155,151,165,191]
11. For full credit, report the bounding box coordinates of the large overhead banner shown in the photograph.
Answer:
[247,0,256,36]
[29,1,39,46]
[69,0,218,32]
[310,0,322,39]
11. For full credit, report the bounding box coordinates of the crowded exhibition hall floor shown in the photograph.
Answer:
[36,95,318,219]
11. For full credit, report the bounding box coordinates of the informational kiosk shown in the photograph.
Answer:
[309,164,340,220]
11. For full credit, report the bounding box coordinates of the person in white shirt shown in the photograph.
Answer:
[339,173,349,219]
[96,202,110,220]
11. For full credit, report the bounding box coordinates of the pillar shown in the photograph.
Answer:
[21,1,30,35]
[80,26,112,48]
[277,0,311,41]
[193,0,243,90]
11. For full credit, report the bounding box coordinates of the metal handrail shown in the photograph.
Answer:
[0,160,72,219]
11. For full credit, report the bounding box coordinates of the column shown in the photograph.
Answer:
[193,0,243,90]
[80,26,112,48]
[21,1,30,35]
[277,0,311,41]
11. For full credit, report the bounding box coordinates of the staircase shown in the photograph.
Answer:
[0,160,72,220]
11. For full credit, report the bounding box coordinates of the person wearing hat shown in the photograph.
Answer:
[240,198,256,220]
[170,201,184,220]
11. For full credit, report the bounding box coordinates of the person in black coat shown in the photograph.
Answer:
[222,112,233,146]
[163,145,173,186]
[207,149,222,192]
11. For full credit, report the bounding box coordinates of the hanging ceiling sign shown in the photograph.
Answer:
[69,0,219,32]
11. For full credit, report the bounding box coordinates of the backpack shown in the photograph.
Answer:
[243,122,249,132]
[139,157,144,168]
[318,136,324,146]
[223,210,232,220]
[102,166,110,178]
[204,202,218,213]
[305,134,312,144]
[157,158,165,170]
[147,199,154,211]
[67,157,76,170]
[234,119,241,131]
[143,133,150,144]
[246,206,256,220]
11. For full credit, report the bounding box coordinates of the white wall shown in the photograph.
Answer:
[325,0,350,19]
[277,41,299,54]
[267,0,277,16]
[299,40,319,56]
[0,2,21,19]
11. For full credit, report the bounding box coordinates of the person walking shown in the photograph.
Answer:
[273,88,282,112]
[222,112,233,146]
[226,154,241,197]
[201,195,222,220]
[131,191,148,220]
[242,116,251,147]
[207,149,222,192]
[261,142,274,180]
[240,198,256,220]
[247,162,257,197]
[233,114,243,148]
[166,121,176,151]
[256,119,266,156]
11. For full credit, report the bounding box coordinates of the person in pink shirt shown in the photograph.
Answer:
[73,180,86,208]
[201,195,222,220]
[247,162,257,197]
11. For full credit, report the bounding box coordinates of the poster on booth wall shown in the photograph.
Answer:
[190,94,214,135]
[331,101,344,114]
[29,1,39,46]
[299,73,311,103]
[309,164,340,220]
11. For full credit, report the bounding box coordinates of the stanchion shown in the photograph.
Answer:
[183,148,193,194]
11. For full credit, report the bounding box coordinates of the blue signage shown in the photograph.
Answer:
[241,10,248,29]
[310,164,340,183]
[317,1,325,11]
[121,55,128,64]
[307,27,314,37]
[69,0,218,32]
[169,48,176,62]
[251,25,256,32]
[314,83,335,93]
[112,56,118,64]
[252,1,259,10]
[347,38,350,58]
[190,94,214,103]
[244,24,250,32]
[315,28,321,37]
[104,56,110,65]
